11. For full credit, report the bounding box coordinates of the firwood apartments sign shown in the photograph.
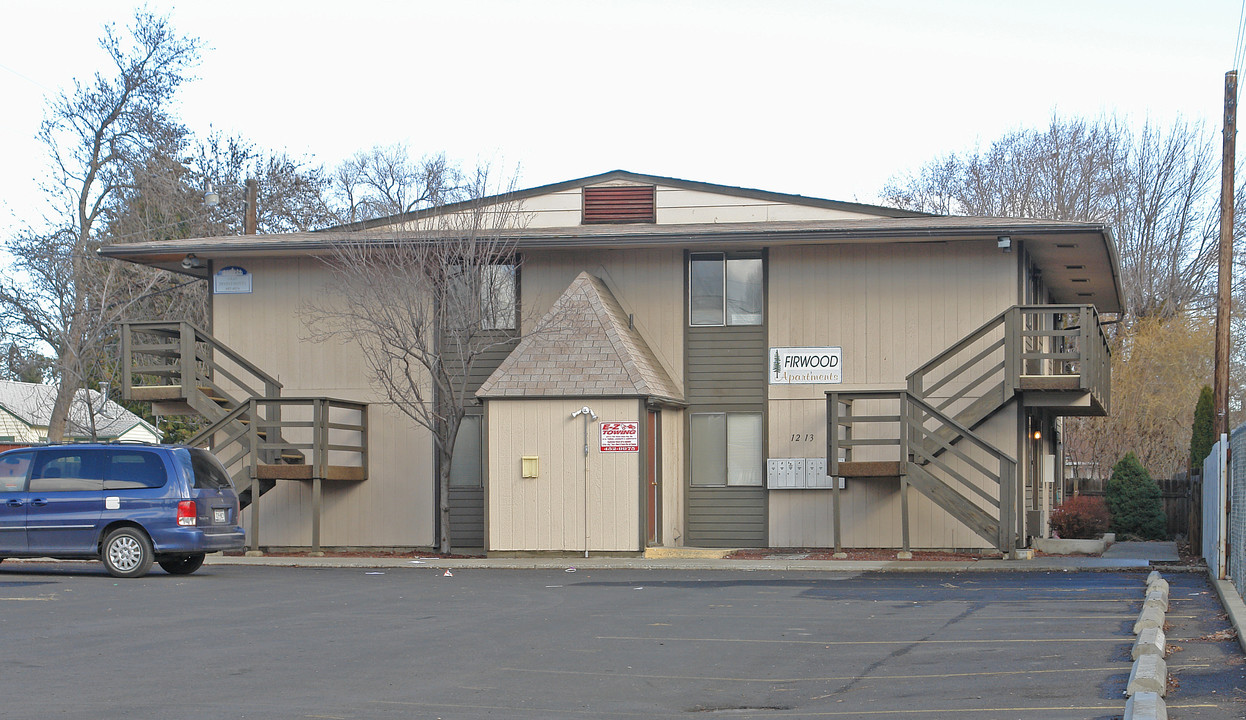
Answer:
[770,347,842,384]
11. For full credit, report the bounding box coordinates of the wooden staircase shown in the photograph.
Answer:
[121,321,368,551]
[826,305,1111,554]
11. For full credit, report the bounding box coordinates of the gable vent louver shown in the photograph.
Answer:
[582,185,656,224]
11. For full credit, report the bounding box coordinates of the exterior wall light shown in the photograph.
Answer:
[997,236,1012,252]
[181,253,204,270]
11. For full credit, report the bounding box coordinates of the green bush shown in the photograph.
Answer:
[1190,385,1214,472]
[1105,452,1167,540]
[1050,495,1111,539]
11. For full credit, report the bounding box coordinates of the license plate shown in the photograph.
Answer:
[214,508,227,524]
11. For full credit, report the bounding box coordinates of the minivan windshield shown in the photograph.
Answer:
[176,448,234,490]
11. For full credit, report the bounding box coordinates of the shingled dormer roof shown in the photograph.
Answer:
[476,272,682,404]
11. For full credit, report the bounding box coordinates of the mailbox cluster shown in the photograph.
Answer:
[766,458,845,490]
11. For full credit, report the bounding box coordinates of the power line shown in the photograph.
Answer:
[1235,0,1246,80]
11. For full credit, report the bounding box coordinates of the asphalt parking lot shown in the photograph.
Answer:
[0,563,1242,719]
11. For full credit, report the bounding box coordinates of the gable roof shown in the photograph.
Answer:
[96,170,1126,314]
[329,169,931,232]
[0,381,159,440]
[476,272,683,404]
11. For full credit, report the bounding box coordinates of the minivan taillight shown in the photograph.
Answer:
[177,500,197,526]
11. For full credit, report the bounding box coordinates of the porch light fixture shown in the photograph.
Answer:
[181,253,203,270]
[997,236,1012,252]
[1032,430,1042,440]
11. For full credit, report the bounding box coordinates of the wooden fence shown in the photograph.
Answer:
[1063,471,1201,542]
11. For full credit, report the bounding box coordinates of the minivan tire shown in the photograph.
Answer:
[157,553,205,575]
[102,527,154,578]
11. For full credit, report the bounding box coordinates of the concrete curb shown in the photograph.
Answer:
[1123,572,1169,719]
[1131,627,1165,659]
[1124,691,1168,720]
[1133,605,1165,634]
[1126,654,1167,696]
[1206,568,1246,655]
[191,553,1206,573]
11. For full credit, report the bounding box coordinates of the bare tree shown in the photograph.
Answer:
[882,114,1223,319]
[329,145,461,224]
[304,166,550,553]
[1063,314,1216,480]
[883,113,1241,483]
[0,10,200,442]
[100,130,335,335]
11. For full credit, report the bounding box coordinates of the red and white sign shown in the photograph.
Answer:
[600,421,639,452]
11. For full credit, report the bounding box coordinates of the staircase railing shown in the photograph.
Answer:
[906,305,1111,422]
[122,321,282,414]
[827,304,1108,554]
[186,397,368,551]
[121,320,369,552]
[827,390,1017,552]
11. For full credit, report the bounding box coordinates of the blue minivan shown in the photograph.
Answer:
[0,444,245,577]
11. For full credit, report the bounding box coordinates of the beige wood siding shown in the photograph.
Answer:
[766,240,1021,549]
[213,257,434,548]
[657,188,890,224]
[486,398,641,552]
[520,248,684,387]
[387,183,895,232]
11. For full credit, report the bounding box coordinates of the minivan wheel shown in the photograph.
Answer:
[101,527,154,578]
[157,553,205,575]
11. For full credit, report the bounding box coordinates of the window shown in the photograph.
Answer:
[448,263,517,331]
[480,263,517,330]
[102,450,169,490]
[449,415,483,488]
[0,451,32,493]
[176,448,234,490]
[28,449,103,492]
[689,253,763,326]
[690,412,763,486]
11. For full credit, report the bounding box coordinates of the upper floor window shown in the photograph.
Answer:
[480,263,517,330]
[448,262,518,331]
[689,252,763,326]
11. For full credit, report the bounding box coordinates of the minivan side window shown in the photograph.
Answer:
[0,452,33,493]
[102,450,169,490]
[28,449,104,492]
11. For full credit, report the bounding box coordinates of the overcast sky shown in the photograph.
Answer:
[0,0,1240,234]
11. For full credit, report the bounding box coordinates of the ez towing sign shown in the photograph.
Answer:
[600,421,639,452]
[769,347,842,384]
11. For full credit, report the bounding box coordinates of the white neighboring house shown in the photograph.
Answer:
[0,380,161,444]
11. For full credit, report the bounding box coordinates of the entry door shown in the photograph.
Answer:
[646,410,660,546]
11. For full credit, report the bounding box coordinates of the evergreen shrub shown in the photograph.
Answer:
[1105,452,1167,540]
[1190,385,1214,472]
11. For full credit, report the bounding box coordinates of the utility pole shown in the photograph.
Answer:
[1215,71,1236,439]
[1215,70,1236,581]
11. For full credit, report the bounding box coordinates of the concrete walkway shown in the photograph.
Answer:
[1101,540,1181,562]
[205,540,1187,573]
